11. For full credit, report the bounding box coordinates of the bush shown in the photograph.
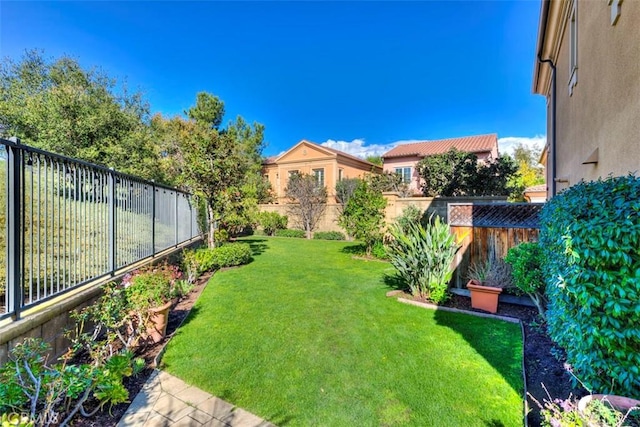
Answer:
[505,242,546,318]
[274,229,306,238]
[338,178,387,255]
[313,231,346,241]
[214,228,230,244]
[258,212,288,236]
[371,240,388,260]
[395,205,424,232]
[540,174,640,397]
[386,215,460,303]
[185,243,253,274]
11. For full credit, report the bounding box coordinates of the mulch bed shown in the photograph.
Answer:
[72,276,581,427]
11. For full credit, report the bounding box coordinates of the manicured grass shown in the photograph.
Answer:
[162,237,523,426]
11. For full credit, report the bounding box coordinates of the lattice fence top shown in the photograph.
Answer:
[448,203,543,229]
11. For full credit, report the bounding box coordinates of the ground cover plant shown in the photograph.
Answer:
[161,237,523,426]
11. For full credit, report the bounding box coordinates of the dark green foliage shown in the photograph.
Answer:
[274,229,306,238]
[417,148,519,197]
[371,240,388,260]
[0,50,164,182]
[338,179,387,255]
[313,231,346,241]
[505,242,546,318]
[540,175,640,397]
[258,211,288,236]
[386,216,460,303]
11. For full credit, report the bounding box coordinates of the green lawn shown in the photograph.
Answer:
[161,237,523,426]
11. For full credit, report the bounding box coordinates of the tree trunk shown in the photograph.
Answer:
[207,204,216,248]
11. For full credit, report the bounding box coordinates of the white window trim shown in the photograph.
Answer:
[568,0,578,96]
[394,167,412,184]
[313,168,325,187]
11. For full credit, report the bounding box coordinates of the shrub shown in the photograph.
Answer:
[386,215,460,304]
[371,240,388,260]
[505,242,546,318]
[313,231,346,241]
[185,243,253,274]
[274,229,306,238]
[338,178,387,255]
[395,205,424,232]
[214,228,230,244]
[259,212,288,236]
[540,174,640,397]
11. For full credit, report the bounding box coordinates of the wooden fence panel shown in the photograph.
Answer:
[451,226,539,288]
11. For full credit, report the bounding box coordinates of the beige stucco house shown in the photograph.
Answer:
[533,0,640,198]
[262,140,382,203]
[381,134,499,195]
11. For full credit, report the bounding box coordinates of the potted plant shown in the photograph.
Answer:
[466,258,511,314]
[124,264,183,343]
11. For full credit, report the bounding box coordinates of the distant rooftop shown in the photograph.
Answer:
[382,134,497,159]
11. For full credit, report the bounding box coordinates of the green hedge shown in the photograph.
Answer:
[258,212,288,236]
[185,243,252,275]
[313,231,345,240]
[540,175,640,397]
[274,229,306,238]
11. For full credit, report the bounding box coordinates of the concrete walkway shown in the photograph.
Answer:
[118,370,276,427]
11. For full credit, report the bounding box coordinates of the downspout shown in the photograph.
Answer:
[537,56,556,197]
[536,0,557,197]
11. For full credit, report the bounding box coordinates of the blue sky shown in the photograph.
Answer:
[1,1,546,158]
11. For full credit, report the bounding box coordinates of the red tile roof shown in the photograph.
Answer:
[381,134,498,159]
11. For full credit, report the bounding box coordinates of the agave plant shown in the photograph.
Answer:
[386,215,460,303]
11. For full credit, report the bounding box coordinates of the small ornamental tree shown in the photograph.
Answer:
[285,173,327,239]
[338,178,387,255]
[505,242,546,319]
[540,174,640,397]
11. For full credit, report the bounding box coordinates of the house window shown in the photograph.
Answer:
[394,167,412,184]
[338,168,344,181]
[313,168,325,187]
[568,0,578,95]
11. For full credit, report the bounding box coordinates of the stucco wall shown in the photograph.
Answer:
[258,195,507,235]
[548,1,640,193]
[382,156,422,194]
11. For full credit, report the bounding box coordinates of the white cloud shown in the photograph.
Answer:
[498,135,546,158]
[319,135,547,161]
[320,138,400,159]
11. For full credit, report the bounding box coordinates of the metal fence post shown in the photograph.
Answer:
[175,191,179,246]
[108,168,116,273]
[151,182,156,256]
[6,137,23,319]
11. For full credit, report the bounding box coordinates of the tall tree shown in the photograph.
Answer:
[335,178,360,213]
[509,143,545,201]
[154,93,265,246]
[285,173,327,239]
[338,177,387,255]
[365,155,383,166]
[0,50,163,181]
[417,148,519,197]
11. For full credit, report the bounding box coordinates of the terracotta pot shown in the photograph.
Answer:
[467,280,502,314]
[578,394,640,413]
[147,300,173,343]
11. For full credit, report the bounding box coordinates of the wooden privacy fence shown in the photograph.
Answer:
[448,203,543,288]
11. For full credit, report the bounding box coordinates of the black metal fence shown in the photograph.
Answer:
[1,138,203,320]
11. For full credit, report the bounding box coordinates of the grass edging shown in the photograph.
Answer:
[395,296,528,426]
[396,297,520,324]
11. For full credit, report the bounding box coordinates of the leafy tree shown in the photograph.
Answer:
[0,50,163,181]
[417,148,477,197]
[365,155,383,166]
[338,178,387,255]
[509,143,545,201]
[417,148,519,197]
[285,173,327,239]
[153,93,265,246]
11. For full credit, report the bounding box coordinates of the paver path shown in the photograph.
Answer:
[118,370,275,427]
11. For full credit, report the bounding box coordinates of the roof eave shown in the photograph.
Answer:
[533,0,551,95]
